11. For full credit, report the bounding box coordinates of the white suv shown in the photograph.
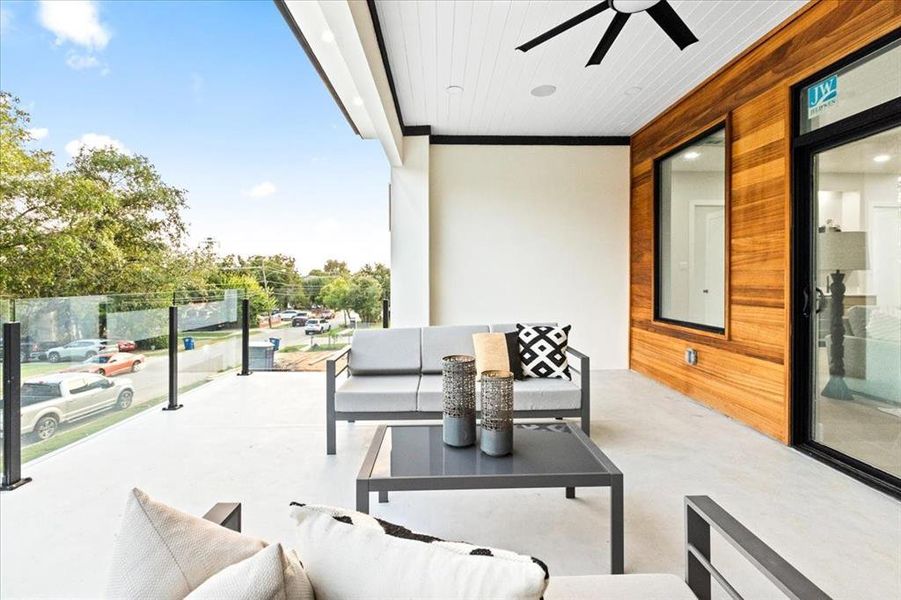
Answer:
[304,318,332,334]
[44,339,111,363]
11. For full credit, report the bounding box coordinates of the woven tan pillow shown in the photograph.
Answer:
[472,333,510,375]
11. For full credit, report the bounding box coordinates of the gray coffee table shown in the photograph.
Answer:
[356,422,624,573]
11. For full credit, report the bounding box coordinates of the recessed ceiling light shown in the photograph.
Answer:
[352,96,364,107]
[624,86,643,96]
[530,84,557,97]
[683,151,701,160]
[446,85,464,96]
[873,154,891,163]
[612,0,662,14]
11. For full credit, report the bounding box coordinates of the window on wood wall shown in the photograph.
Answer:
[654,126,727,333]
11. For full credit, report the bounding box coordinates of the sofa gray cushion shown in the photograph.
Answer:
[416,375,444,411]
[349,328,421,375]
[513,378,581,410]
[417,375,580,412]
[421,325,489,374]
[335,376,420,412]
[489,323,557,334]
[545,574,695,600]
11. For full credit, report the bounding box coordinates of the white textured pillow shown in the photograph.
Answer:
[290,502,549,599]
[187,543,314,600]
[106,488,267,599]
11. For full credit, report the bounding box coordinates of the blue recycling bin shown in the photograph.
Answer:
[183,337,195,350]
[268,337,281,351]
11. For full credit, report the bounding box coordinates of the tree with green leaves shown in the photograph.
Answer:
[218,253,308,309]
[347,274,383,322]
[320,276,351,323]
[357,263,390,301]
[0,92,194,298]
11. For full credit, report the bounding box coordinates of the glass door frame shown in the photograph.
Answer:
[790,31,901,499]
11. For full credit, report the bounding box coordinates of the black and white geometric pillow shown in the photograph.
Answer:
[517,324,571,379]
[289,502,549,599]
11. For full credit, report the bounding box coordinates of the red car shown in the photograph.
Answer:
[113,340,137,352]
[68,352,146,377]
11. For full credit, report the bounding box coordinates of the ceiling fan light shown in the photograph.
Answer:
[683,151,701,161]
[611,0,662,14]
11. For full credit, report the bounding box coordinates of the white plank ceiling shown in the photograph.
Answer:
[373,0,808,136]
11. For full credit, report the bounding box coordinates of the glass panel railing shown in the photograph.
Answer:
[12,293,168,463]
[176,289,243,389]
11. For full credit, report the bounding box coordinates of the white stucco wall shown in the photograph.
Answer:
[428,144,630,368]
[389,136,430,327]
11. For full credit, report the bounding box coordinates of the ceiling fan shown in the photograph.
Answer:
[516,0,698,67]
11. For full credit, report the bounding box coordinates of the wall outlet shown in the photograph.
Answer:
[685,348,698,365]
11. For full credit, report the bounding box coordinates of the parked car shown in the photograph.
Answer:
[279,310,300,321]
[291,313,310,327]
[318,309,336,320]
[67,352,146,377]
[305,318,332,335]
[13,373,135,441]
[44,339,111,363]
[112,340,137,352]
[23,339,67,362]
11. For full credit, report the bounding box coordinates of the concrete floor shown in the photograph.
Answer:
[0,370,898,599]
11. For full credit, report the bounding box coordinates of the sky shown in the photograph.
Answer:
[0,0,390,273]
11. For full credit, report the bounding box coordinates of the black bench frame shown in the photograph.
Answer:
[203,495,832,599]
[325,345,590,454]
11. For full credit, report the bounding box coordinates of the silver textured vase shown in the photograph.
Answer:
[442,355,476,447]
[480,370,514,456]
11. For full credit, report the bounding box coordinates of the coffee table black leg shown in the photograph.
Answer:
[356,480,369,514]
[611,475,624,574]
[379,490,389,503]
[566,487,575,498]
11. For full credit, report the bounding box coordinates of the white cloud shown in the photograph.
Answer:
[27,127,49,141]
[38,1,110,50]
[65,52,100,70]
[65,133,129,156]
[247,181,277,198]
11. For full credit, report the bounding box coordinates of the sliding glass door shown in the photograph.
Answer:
[793,34,901,497]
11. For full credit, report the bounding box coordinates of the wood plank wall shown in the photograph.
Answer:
[629,0,901,443]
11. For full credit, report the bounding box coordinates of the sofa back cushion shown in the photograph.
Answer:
[421,325,489,374]
[349,328,421,375]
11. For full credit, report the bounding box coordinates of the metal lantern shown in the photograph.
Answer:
[442,354,477,447]
[480,370,514,456]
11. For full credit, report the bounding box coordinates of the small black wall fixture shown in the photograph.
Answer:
[163,305,183,411]
[382,298,390,329]
[2,322,32,491]
[239,298,251,376]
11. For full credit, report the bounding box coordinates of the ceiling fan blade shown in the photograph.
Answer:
[585,11,629,66]
[645,0,698,50]
[516,0,610,53]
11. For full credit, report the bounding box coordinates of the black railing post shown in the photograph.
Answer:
[382,298,390,329]
[2,322,31,491]
[163,305,182,411]
[239,298,251,376]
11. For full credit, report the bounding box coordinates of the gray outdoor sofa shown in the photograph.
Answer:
[325,324,590,454]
